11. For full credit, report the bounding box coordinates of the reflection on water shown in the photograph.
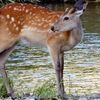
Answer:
[6,3,100,95]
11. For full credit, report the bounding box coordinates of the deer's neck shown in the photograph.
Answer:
[69,19,83,46]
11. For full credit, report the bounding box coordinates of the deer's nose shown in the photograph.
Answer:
[51,26,55,32]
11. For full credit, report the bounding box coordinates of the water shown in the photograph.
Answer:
[5,3,100,96]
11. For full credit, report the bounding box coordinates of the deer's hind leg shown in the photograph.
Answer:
[0,44,17,100]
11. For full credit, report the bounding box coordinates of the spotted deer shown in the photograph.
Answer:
[0,2,87,100]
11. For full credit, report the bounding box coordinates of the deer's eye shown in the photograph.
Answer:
[64,17,69,20]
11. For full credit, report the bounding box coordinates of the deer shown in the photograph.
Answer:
[0,1,87,100]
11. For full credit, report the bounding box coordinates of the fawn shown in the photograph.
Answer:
[0,2,87,100]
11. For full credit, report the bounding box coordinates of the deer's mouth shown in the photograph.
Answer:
[51,26,60,32]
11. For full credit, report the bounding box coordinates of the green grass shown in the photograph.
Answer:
[7,64,52,71]
[0,77,13,98]
[33,78,56,99]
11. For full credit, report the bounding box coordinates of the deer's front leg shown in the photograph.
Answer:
[48,46,67,99]
[59,52,65,94]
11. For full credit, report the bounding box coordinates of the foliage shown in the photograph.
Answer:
[0,78,13,98]
[33,78,56,99]
[0,0,40,7]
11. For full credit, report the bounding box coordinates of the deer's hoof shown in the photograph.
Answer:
[57,93,68,100]
[11,97,19,100]
[8,93,19,100]
[62,97,68,100]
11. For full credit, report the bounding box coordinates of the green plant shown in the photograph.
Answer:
[0,78,13,98]
[0,0,40,7]
[33,78,56,99]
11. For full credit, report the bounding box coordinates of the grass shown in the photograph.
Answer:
[6,64,52,71]
[33,78,56,99]
[0,77,13,98]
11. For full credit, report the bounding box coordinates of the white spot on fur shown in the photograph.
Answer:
[18,21,21,24]
[29,12,32,15]
[25,9,29,13]
[31,22,35,25]
[42,18,47,22]
[59,34,63,37]
[21,4,24,6]
[48,20,52,23]
[6,28,9,31]
[16,27,19,31]
[9,6,12,8]
[35,16,39,19]
[43,25,48,28]
[11,17,15,22]
[14,7,17,10]
[33,6,36,8]
[38,23,42,26]
[13,23,16,27]
[4,7,7,9]
[49,23,53,26]
[6,14,10,19]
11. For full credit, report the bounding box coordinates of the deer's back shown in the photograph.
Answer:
[0,3,60,34]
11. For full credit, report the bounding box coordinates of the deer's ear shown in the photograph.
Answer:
[74,1,88,17]
[75,10,83,17]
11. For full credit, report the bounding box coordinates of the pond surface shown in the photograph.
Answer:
[4,3,100,96]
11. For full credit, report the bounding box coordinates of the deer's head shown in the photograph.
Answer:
[51,8,83,32]
[51,2,88,32]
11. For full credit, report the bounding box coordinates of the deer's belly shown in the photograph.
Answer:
[20,27,48,46]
